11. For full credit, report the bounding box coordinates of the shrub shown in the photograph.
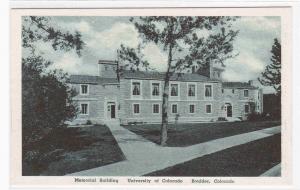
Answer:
[22,57,78,144]
[246,112,265,121]
[217,117,227,121]
[86,120,92,125]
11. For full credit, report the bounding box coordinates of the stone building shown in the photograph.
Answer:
[68,60,263,125]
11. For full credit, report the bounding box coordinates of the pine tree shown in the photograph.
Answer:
[258,38,281,96]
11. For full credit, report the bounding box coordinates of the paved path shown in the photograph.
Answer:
[260,163,281,176]
[68,121,281,176]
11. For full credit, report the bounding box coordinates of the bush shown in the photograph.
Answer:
[86,120,92,125]
[22,57,78,144]
[246,112,265,121]
[217,117,227,121]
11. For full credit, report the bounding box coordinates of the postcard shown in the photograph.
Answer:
[10,7,292,187]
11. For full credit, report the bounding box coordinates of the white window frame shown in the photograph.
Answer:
[132,103,140,115]
[205,103,212,114]
[204,83,213,99]
[188,104,196,114]
[187,82,197,99]
[244,89,249,97]
[80,102,89,115]
[152,103,160,114]
[171,103,178,114]
[150,81,162,99]
[169,82,180,98]
[80,84,89,95]
[131,80,143,99]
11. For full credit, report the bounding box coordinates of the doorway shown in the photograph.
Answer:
[226,103,232,117]
[107,102,116,119]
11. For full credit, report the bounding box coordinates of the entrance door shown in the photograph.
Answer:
[107,102,116,119]
[111,105,116,119]
[227,105,232,117]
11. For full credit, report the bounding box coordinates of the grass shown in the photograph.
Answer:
[22,125,125,176]
[122,120,281,147]
[145,134,281,176]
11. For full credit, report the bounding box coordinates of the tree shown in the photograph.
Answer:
[23,16,84,56]
[22,16,84,143]
[258,38,281,96]
[22,56,78,143]
[118,16,239,145]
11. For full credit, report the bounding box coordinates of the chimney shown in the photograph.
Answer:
[248,80,254,86]
[98,60,118,78]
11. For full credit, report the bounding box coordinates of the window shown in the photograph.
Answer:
[153,104,160,114]
[104,66,108,71]
[132,82,141,95]
[188,84,196,97]
[171,104,178,114]
[245,104,249,113]
[152,83,160,96]
[81,103,88,115]
[206,104,212,113]
[205,85,212,98]
[189,104,195,113]
[133,104,140,114]
[244,90,249,97]
[80,84,88,95]
[222,89,224,93]
[232,89,235,93]
[170,84,178,96]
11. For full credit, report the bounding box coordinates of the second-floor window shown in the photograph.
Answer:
[188,84,196,97]
[170,84,178,96]
[132,82,141,95]
[80,84,88,95]
[152,83,160,96]
[244,89,249,97]
[205,85,212,98]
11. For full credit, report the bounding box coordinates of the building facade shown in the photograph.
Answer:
[68,60,263,125]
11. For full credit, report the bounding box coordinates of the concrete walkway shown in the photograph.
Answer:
[260,163,281,176]
[68,121,281,176]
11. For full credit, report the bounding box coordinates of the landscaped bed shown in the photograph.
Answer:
[145,133,281,176]
[122,120,281,147]
[22,125,125,176]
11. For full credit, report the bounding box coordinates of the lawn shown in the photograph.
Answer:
[22,125,125,176]
[122,120,281,147]
[145,134,281,176]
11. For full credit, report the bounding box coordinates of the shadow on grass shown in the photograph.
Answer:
[145,134,281,177]
[122,120,281,147]
[23,125,125,176]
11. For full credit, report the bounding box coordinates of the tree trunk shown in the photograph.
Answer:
[160,78,170,146]
[160,42,173,146]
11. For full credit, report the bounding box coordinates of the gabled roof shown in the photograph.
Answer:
[69,75,119,85]
[222,82,257,89]
[121,70,217,82]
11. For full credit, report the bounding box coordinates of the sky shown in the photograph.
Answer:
[25,16,281,93]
